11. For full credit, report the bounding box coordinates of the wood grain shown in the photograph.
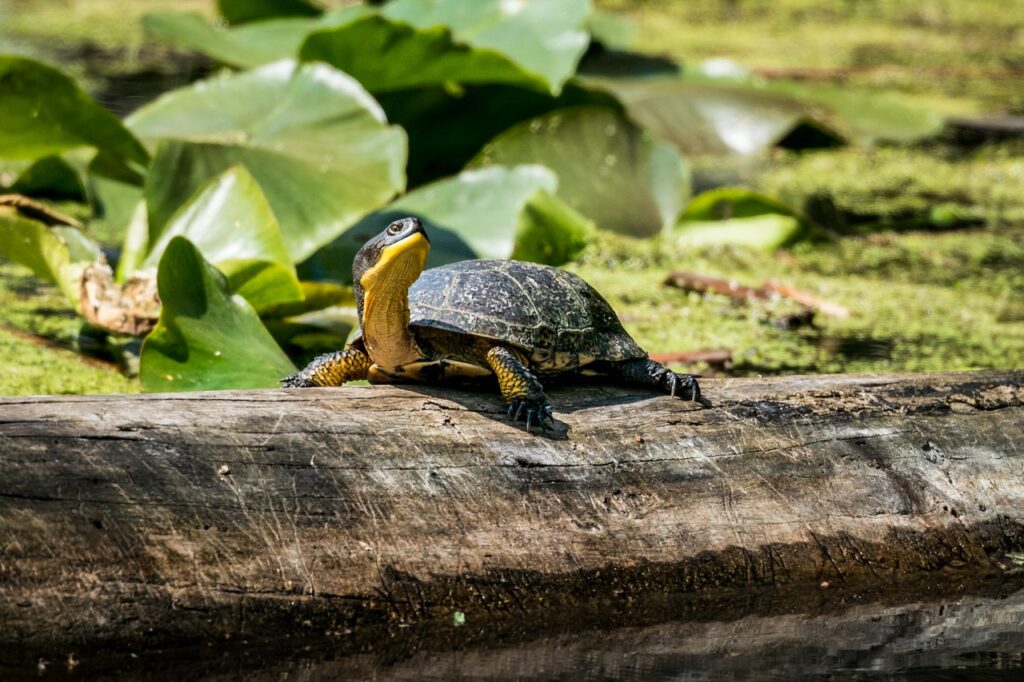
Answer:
[1,370,1022,650]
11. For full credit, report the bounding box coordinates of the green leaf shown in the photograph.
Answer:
[258,280,354,319]
[586,74,940,156]
[143,165,302,310]
[143,7,371,70]
[220,259,304,313]
[472,106,688,236]
[680,187,801,222]
[584,75,830,156]
[0,204,99,305]
[143,12,303,69]
[671,214,805,251]
[381,0,591,95]
[300,15,551,93]
[378,81,620,186]
[673,188,811,251]
[129,60,407,263]
[299,165,592,283]
[86,172,145,246]
[7,156,86,201]
[140,237,295,392]
[115,201,149,282]
[510,189,592,265]
[218,0,321,24]
[0,56,148,169]
[144,165,291,269]
[767,81,944,144]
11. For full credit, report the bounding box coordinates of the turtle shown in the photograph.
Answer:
[282,217,709,428]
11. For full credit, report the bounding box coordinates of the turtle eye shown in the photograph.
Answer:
[387,222,404,235]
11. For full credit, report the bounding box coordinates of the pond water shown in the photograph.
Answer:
[9,583,1023,681]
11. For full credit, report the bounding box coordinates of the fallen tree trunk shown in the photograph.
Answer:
[2,371,1023,651]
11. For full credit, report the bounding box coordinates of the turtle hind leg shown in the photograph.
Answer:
[595,358,711,407]
[282,349,370,388]
[486,345,553,430]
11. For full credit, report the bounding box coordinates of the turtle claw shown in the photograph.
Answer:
[507,397,554,431]
[666,372,711,407]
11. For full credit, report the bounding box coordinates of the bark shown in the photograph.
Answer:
[1,370,1023,651]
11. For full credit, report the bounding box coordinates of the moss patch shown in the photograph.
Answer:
[570,227,1024,377]
[0,260,137,396]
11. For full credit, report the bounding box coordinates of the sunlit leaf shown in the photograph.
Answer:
[143,12,306,69]
[300,15,550,93]
[583,75,831,156]
[673,187,811,251]
[681,187,801,222]
[129,60,407,262]
[115,201,149,282]
[144,165,291,269]
[218,0,321,25]
[472,106,688,236]
[143,9,369,69]
[0,56,148,170]
[299,165,592,283]
[140,237,295,392]
[380,0,591,94]
[585,73,940,156]
[220,259,304,313]
[671,214,805,251]
[143,165,302,310]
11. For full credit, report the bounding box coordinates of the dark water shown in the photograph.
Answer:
[9,584,1024,681]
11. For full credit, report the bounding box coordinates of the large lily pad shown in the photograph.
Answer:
[143,165,302,310]
[299,14,551,93]
[144,166,290,269]
[128,60,407,262]
[768,81,944,144]
[671,187,810,251]
[585,73,941,156]
[143,7,369,70]
[584,75,828,156]
[300,165,592,283]
[143,12,308,69]
[140,237,296,392]
[380,0,591,94]
[0,57,148,170]
[471,106,688,236]
[378,81,620,186]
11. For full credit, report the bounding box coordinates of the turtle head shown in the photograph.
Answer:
[353,216,430,308]
[352,217,430,365]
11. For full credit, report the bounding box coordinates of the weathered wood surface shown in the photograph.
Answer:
[1,370,1023,650]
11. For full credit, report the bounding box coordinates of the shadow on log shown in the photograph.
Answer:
[1,370,1023,654]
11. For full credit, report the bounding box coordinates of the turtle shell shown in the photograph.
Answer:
[407,259,646,371]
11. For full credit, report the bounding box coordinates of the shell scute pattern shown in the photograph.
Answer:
[408,260,646,370]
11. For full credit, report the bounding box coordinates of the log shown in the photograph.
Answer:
[2,370,1023,653]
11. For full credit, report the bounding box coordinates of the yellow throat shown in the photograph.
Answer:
[359,232,429,369]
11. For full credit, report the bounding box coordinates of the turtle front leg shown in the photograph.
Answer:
[281,349,370,388]
[486,346,553,430]
[598,358,711,407]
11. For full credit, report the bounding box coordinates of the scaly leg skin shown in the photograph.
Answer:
[486,345,553,430]
[599,358,711,407]
[281,349,370,388]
